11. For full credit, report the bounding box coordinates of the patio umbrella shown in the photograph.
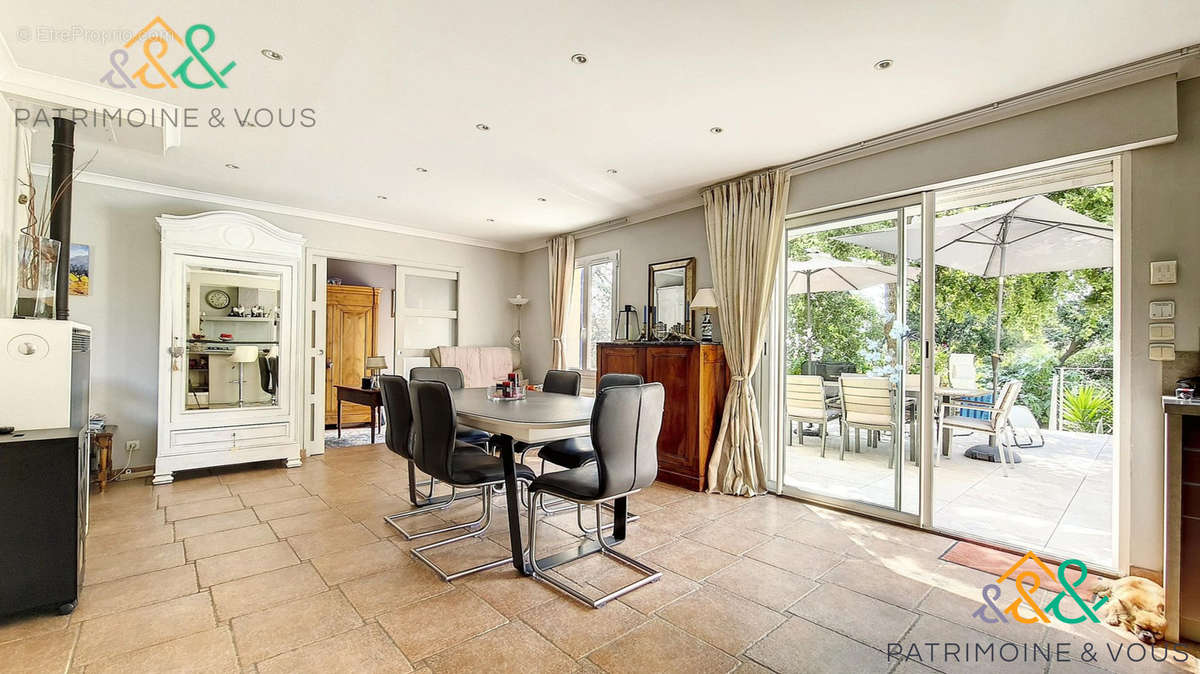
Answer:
[786,254,919,370]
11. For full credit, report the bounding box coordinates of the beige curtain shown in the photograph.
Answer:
[547,234,575,370]
[703,169,789,495]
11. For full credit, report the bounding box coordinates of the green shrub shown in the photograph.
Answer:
[1061,385,1112,433]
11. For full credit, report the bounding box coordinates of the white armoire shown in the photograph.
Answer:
[154,211,306,484]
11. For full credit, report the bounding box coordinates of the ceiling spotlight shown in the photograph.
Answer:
[709,126,724,134]
[415,167,428,173]
[260,49,283,61]
[874,58,894,71]
[377,195,388,200]
[606,168,618,174]
[487,218,495,222]
[570,53,588,64]
[224,163,240,169]
[475,123,490,131]
[537,197,548,203]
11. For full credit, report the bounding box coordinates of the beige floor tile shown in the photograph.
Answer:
[0,610,70,647]
[86,522,175,557]
[641,538,739,581]
[230,590,362,667]
[73,564,198,622]
[820,557,934,610]
[658,586,785,656]
[340,565,452,617]
[183,523,277,561]
[155,483,233,507]
[901,615,1045,674]
[86,509,165,538]
[917,587,1047,644]
[268,508,353,538]
[520,593,647,659]
[714,502,809,537]
[633,505,711,535]
[164,495,245,522]
[84,541,185,585]
[705,558,818,612]
[665,493,749,519]
[73,593,215,666]
[586,618,738,674]
[311,539,410,586]
[588,565,700,615]
[745,617,890,674]
[287,522,378,560]
[173,508,260,539]
[256,623,412,674]
[776,517,866,555]
[211,563,328,621]
[419,537,513,576]
[238,483,311,507]
[0,624,77,673]
[378,589,507,661]
[253,495,329,521]
[196,541,300,587]
[221,471,297,495]
[685,519,770,555]
[83,626,237,674]
[788,583,917,650]
[459,567,561,618]
[336,493,413,523]
[744,537,843,579]
[311,482,391,506]
[425,621,575,674]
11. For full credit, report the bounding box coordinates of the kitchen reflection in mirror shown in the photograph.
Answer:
[185,266,282,410]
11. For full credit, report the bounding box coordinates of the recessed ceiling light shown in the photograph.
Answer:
[475,123,490,131]
[377,195,388,200]
[224,163,239,169]
[606,168,619,174]
[261,49,283,61]
[537,197,547,203]
[487,218,495,222]
[874,58,894,71]
[709,126,724,134]
[570,53,588,64]
[415,167,428,173]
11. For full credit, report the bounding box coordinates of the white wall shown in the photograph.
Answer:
[325,258,396,370]
[518,206,713,382]
[66,182,521,468]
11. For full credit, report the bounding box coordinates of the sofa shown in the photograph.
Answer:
[429,346,523,388]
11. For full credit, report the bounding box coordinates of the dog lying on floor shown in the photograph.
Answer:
[1092,576,1167,644]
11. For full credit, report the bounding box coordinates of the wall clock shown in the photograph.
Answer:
[205,289,231,309]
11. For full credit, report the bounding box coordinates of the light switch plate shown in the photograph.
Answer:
[1150,300,1176,320]
[1149,323,1176,340]
[1150,343,1176,361]
[1150,260,1177,285]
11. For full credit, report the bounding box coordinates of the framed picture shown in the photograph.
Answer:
[68,243,90,296]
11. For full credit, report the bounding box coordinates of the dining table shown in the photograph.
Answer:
[450,387,623,576]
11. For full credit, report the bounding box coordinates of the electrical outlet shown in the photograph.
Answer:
[125,440,140,453]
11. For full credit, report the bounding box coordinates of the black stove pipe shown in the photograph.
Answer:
[48,117,76,320]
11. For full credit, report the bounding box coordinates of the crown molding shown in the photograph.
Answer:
[513,195,704,254]
[30,163,525,252]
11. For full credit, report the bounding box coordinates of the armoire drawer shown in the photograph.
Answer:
[166,422,291,455]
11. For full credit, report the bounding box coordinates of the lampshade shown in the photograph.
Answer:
[365,355,388,370]
[690,288,718,310]
[229,346,260,363]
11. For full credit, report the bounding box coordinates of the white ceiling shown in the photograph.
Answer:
[2,1,1198,250]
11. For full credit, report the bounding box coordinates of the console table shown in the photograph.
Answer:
[91,424,117,492]
[334,385,383,443]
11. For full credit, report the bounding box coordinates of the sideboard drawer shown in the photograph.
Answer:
[166,422,291,455]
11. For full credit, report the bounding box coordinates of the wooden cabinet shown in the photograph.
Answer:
[325,285,379,425]
[1164,398,1200,643]
[597,342,728,491]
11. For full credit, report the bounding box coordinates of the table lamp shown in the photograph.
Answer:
[690,288,718,342]
[229,346,260,407]
[365,355,388,389]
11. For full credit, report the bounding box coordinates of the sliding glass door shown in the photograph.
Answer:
[775,194,928,521]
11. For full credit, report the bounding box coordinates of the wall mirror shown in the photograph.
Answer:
[648,257,696,333]
[184,265,282,411]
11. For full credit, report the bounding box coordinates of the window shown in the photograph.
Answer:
[563,251,618,371]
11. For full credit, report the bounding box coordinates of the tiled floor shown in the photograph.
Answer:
[785,428,1114,567]
[0,443,1190,673]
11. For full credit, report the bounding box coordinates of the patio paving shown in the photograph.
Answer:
[783,426,1114,568]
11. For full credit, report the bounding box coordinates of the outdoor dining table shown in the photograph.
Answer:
[820,380,991,456]
[450,387,626,576]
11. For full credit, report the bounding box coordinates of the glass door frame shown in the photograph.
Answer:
[768,191,936,528]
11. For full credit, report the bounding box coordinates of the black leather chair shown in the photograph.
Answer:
[515,369,582,464]
[407,380,536,581]
[527,382,665,607]
[410,366,493,448]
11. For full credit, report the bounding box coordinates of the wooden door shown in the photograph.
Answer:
[324,286,379,425]
[644,346,697,478]
[596,345,645,380]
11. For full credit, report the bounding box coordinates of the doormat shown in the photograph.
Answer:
[939,541,1104,595]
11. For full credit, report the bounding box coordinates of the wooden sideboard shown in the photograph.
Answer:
[1164,396,1200,643]
[597,342,728,491]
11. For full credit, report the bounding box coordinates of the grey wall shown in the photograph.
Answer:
[325,258,396,370]
[1126,77,1200,571]
[518,206,713,383]
[67,182,521,468]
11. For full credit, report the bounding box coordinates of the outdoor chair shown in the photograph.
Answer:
[948,354,977,389]
[939,380,1023,476]
[839,374,901,467]
[786,375,840,456]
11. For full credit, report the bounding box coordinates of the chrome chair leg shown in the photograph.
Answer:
[410,485,512,581]
[386,481,490,541]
